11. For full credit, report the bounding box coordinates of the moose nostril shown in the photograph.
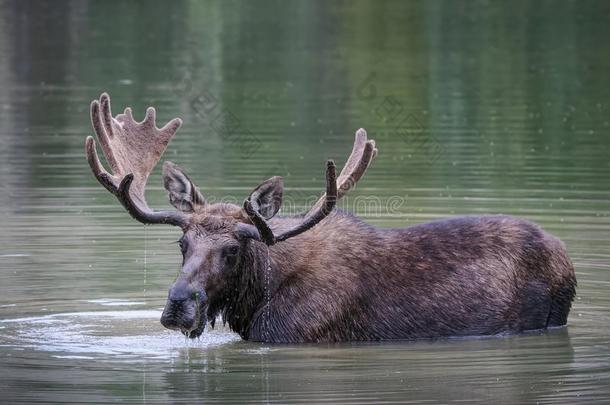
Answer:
[160,297,187,329]
[160,311,178,329]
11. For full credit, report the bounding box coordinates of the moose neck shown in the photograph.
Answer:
[220,212,366,340]
[219,240,275,338]
[219,228,312,339]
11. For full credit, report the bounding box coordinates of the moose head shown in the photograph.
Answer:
[85,93,376,338]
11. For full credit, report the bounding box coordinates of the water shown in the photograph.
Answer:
[1,0,610,403]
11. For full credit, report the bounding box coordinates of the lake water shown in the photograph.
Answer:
[1,1,609,403]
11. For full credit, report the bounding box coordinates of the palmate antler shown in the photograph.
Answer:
[242,129,376,246]
[85,93,187,226]
[86,94,375,245]
[307,128,377,214]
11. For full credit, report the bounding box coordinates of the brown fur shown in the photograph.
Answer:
[177,209,576,343]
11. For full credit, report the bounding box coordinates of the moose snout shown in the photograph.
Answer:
[160,298,191,330]
[160,282,207,332]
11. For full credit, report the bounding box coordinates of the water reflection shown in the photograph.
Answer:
[158,331,578,404]
[0,308,590,403]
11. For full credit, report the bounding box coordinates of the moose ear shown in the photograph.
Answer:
[162,161,206,213]
[247,176,283,219]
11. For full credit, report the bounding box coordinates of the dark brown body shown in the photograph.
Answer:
[226,213,576,342]
[85,95,575,343]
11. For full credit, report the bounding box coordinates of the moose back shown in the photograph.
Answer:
[85,93,576,343]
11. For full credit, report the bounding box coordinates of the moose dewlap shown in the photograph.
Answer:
[85,93,577,343]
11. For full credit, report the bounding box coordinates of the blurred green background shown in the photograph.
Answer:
[1,0,609,403]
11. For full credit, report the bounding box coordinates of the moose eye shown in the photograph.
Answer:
[223,245,240,258]
[222,245,240,267]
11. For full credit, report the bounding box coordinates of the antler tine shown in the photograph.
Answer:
[244,160,338,246]
[336,128,377,198]
[308,129,377,215]
[85,135,118,195]
[85,92,187,226]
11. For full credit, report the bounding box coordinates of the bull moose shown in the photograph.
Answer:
[85,93,576,343]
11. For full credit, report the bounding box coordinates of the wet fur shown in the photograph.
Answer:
[211,212,576,343]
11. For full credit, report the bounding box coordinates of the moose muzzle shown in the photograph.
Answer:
[160,281,208,338]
